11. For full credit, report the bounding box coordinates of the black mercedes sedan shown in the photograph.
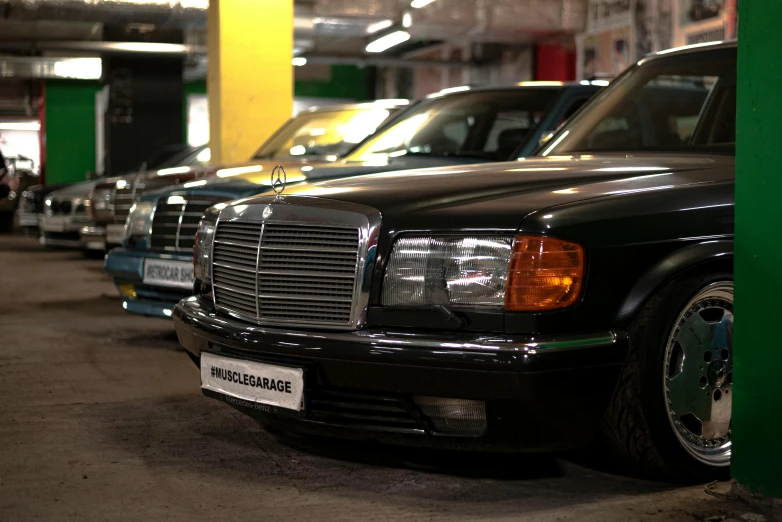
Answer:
[173,41,736,482]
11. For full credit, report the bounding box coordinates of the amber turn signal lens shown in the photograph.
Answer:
[505,235,584,311]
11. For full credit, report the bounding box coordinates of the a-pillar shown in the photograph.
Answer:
[207,0,293,165]
[733,0,782,504]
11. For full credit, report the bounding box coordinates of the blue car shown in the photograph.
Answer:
[105,82,607,317]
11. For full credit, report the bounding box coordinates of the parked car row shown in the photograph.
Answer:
[14,41,737,483]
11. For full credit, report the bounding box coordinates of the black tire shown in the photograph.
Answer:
[83,248,106,260]
[600,272,733,482]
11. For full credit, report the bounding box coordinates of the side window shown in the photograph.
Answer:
[693,79,737,146]
[408,115,471,155]
[583,75,712,150]
[484,111,541,153]
[442,119,470,144]
[672,115,699,142]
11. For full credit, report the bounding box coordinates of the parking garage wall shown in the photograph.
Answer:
[44,80,101,185]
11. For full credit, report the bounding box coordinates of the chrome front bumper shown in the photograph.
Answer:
[16,210,38,228]
[80,225,106,251]
[39,214,89,234]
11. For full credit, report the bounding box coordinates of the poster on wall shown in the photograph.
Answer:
[577,0,634,80]
[580,25,633,79]
[673,0,733,46]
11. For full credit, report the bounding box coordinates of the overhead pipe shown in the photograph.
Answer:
[1,0,208,27]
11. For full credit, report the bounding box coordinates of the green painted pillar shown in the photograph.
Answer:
[733,0,782,501]
[44,81,101,185]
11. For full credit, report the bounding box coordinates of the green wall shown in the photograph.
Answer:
[294,65,369,101]
[733,0,782,500]
[183,80,207,143]
[45,66,369,184]
[44,81,101,185]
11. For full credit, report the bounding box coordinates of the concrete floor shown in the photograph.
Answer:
[0,235,769,521]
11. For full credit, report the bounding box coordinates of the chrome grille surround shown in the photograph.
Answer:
[112,177,139,223]
[150,194,229,252]
[211,197,381,331]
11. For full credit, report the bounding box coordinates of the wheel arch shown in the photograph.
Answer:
[616,239,733,323]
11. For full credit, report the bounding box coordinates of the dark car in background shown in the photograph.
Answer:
[89,100,410,250]
[174,41,737,482]
[106,82,604,318]
[86,144,214,249]
[0,154,38,232]
[16,182,68,237]
[39,180,100,249]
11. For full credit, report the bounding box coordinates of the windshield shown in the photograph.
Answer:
[345,90,559,163]
[253,107,397,160]
[540,45,736,156]
[152,146,210,171]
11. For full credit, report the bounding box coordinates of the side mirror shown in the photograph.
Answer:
[539,132,555,148]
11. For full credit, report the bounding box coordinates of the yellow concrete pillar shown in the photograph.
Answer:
[207,0,293,165]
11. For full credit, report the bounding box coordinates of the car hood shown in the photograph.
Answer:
[46,180,99,200]
[234,153,735,231]
[139,155,481,201]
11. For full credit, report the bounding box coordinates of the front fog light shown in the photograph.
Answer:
[412,396,487,436]
[383,236,512,307]
[118,284,137,300]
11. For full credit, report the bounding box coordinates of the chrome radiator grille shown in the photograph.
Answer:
[112,184,136,222]
[150,195,228,252]
[212,220,362,328]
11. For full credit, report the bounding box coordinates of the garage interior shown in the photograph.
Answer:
[0,0,780,520]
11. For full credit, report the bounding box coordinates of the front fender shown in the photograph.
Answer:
[616,239,733,322]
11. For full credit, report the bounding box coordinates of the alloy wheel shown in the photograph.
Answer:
[662,281,733,466]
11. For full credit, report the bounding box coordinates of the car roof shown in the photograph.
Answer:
[424,81,604,99]
[639,40,737,65]
[303,99,410,113]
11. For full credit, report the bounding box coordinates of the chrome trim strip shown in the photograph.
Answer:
[255,221,265,319]
[213,282,256,297]
[213,261,256,273]
[178,297,621,353]
[210,212,219,311]
[174,200,186,250]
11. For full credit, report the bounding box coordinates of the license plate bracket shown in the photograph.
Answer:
[105,224,126,245]
[142,258,195,289]
[200,352,305,411]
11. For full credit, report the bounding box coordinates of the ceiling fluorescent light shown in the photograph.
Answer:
[366,31,411,53]
[292,57,307,66]
[109,42,189,53]
[411,0,436,8]
[367,19,394,34]
[0,121,40,131]
[52,58,102,80]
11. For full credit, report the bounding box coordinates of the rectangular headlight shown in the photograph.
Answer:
[382,236,513,308]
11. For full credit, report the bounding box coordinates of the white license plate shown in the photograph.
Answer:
[200,352,304,411]
[106,224,126,245]
[40,216,68,232]
[143,259,195,289]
